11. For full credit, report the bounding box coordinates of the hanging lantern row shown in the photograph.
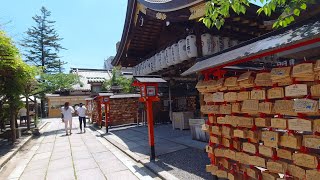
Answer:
[133,34,239,76]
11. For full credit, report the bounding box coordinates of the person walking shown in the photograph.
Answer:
[76,103,87,133]
[61,102,75,135]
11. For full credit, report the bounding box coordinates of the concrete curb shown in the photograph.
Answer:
[0,121,49,170]
[92,127,179,180]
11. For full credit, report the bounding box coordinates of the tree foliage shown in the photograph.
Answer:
[201,0,315,29]
[102,67,135,93]
[0,30,38,142]
[36,73,81,94]
[22,6,66,73]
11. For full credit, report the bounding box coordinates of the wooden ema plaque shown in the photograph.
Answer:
[222,137,231,147]
[255,117,271,127]
[247,130,260,143]
[261,131,279,145]
[224,92,237,102]
[262,171,280,180]
[303,135,320,149]
[210,136,220,144]
[313,119,320,132]
[285,84,308,97]
[217,117,226,124]
[224,77,238,87]
[288,164,306,179]
[274,100,296,115]
[236,152,250,165]
[216,170,228,179]
[214,148,225,157]
[288,118,312,132]
[233,129,247,139]
[219,104,232,114]
[270,66,291,81]
[222,126,233,138]
[267,87,284,99]
[242,100,259,112]
[311,84,320,97]
[280,133,302,149]
[231,103,241,113]
[259,102,273,114]
[236,116,254,128]
[259,145,274,158]
[212,92,224,102]
[208,116,217,124]
[246,167,260,179]
[292,63,314,78]
[249,155,266,168]
[293,98,318,113]
[211,125,221,136]
[306,170,320,180]
[276,148,293,160]
[267,160,288,174]
[224,149,236,160]
[293,153,319,169]
[255,72,273,86]
[242,142,257,154]
[271,118,287,129]
[204,93,214,102]
[251,89,266,100]
[206,165,218,173]
[237,91,250,101]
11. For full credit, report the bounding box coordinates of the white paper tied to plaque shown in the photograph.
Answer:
[285,84,308,97]
[212,92,225,102]
[293,99,318,113]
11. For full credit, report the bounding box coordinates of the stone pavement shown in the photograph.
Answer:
[2,118,159,180]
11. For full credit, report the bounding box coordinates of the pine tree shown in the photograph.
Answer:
[22,6,66,73]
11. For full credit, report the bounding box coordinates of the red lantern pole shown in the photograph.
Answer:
[146,99,155,160]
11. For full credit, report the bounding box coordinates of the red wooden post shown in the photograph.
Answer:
[97,97,102,126]
[146,99,155,160]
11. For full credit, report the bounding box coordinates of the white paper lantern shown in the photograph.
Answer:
[212,36,221,54]
[222,37,230,50]
[178,39,188,62]
[201,33,213,56]
[155,53,161,71]
[160,50,167,69]
[166,46,174,66]
[186,35,198,58]
[150,56,155,73]
[171,43,180,65]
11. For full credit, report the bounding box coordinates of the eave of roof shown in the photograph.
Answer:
[137,0,203,12]
[182,18,320,76]
[112,0,137,66]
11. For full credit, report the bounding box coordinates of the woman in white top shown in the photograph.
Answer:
[61,102,75,135]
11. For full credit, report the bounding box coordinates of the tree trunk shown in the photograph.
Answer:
[34,96,38,127]
[41,97,46,118]
[26,96,30,130]
[9,102,16,143]
[0,101,4,131]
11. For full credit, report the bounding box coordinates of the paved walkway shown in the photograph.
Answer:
[2,118,159,180]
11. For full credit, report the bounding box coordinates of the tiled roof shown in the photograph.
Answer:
[71,68,112,91]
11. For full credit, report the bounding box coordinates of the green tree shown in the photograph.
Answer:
[201,0,314,29]
[102,67,135,93]
[0,30,37,142]
[36,73,81,93]
[22,6,66,73]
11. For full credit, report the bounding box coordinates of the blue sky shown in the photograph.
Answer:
[0,0,127,71]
